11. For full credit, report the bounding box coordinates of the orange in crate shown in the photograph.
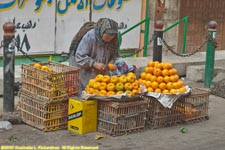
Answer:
[181,87,210,123]
[21,61,80,102]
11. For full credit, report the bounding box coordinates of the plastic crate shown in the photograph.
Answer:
[21,61,79,102]
[97,98,147,136]
[181,88,210,123]
[141,96,184,129]
[17,91,68,132]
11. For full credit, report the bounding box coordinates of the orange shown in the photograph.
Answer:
[41,65,48,71]
[47,67,53,72]
[145,67,154,74]
[95,74,104,82]
[159,82,167,91]
[92,89,99,95]
[154,88,162,93]
[150,75,157,82]
[151,81,159,89]
[162,89,169,94]
[107,91,116,96]
[140,72,147,80]
[93,82,101,90]
[88,79,96,88]
[153,61,160,68]
[177,80,184,89]
[163,76,170,83]
[157,76,164,83]
[125,90,133,96]
[99,90,107,96]
[108,63,115,71]
[144,67,150,73]
[107,83,116,91]
[85,85,90,93]
[116,91,124,95]
[148,67,154,74]
[110,75,119,84]
[147,87,154,92]
[102,75,111,83]
[179,87,187,93]
[34,63,42,69]
[145,81,152,88]
[145,73,152,81]
[147,61,154,67]
[127,72,136,78]
[132,89,139,95]
[99,82,107,90]
[132,81,139,89]
[153,68,162,77]
[170,75,179,82]
[172,82,179,89]
[166,82,174,90]
[164,62,173,70]
[155,63,163,70]
[119,75,127,84]
[170,89,177,94]
[138,79,144,85]
[161,69,170,77]
[169,68,177,76]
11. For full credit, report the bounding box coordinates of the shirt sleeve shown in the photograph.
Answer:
[75,34,95,68]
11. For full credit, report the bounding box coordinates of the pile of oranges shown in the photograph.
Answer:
[33,63,53,72]
[139,61,186,94]
[85,72,141,96]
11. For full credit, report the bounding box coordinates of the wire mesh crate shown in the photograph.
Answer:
[21,61,79,102]
[181,88,210,123]
[97,98,147,136]
[17,91,68,132]
[141,96,184,129]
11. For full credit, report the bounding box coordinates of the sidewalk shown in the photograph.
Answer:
[0,81,225,150]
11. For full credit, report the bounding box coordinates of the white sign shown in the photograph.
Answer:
[0,0,55,55]
[0,0,142,55]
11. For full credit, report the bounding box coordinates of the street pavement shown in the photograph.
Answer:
[0,50,225,150]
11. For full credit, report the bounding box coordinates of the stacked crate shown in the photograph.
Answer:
[97,98,147,136]
[142,96,184,129]
[17,61,79,131]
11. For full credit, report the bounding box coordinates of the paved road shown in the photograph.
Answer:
[0,81,225,150]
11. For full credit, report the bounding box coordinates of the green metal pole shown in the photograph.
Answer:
[144,17,150,57]
[204,21,217,88]
[182,16,188,54]
[143,0,150,57]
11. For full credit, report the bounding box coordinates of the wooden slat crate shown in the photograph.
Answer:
[21,61,79,102]
[141,96,184,129]
[17,91,68,132]
[97,98,147,136]
[181,87,210,123]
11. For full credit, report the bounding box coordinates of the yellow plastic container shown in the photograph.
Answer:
[68,97,97,134]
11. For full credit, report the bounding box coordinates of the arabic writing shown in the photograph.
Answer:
[0,0,130,15]
[16,34,31,52]
[13,18,37,32]
[13,17,33,52]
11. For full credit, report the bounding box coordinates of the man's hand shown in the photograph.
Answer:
[93,62,107,71]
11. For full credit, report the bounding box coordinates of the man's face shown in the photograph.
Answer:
[102,34,116,43]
